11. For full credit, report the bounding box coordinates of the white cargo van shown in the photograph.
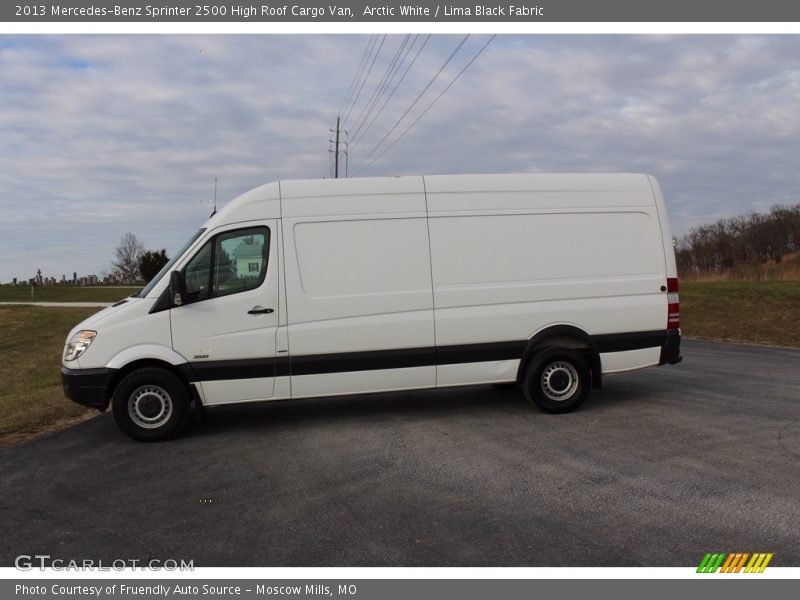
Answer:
[62,174,682,441]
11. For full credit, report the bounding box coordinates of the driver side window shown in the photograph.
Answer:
[183,227,270,303]
[184,241,212,303]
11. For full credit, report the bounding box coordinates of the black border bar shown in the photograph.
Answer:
[5,1,800,23]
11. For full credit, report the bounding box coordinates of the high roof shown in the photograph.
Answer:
[208,173,656,225]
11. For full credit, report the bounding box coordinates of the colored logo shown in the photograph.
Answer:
[697,552,773,573]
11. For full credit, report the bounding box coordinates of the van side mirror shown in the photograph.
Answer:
[169,271,187,307]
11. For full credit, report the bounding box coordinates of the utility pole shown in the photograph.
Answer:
[334,116,341,179]
[329,119,348,178]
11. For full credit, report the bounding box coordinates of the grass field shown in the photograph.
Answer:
[680,280,800,346]
[0,305,99,445]
[0,286,140,303]
[0,281,796,445]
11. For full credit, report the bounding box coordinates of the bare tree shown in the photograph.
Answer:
[113,232,145,283]
[678,203,800,278]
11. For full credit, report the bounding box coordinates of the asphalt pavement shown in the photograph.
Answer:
[1,339,798,567]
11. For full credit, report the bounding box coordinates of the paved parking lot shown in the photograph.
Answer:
[1,339,799,566]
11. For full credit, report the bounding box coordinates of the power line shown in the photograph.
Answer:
[342,34,387,127]
[350,34,431,152]
[348,35,413,145]
[353,35,496,176]
[351,35,471,173]
[337,35,376,119]
[337,36,375,120]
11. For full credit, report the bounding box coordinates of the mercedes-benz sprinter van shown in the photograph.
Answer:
[61,174,682,441]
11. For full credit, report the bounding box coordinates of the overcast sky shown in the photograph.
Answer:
[1,34,799,283]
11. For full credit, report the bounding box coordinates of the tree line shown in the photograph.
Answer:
[675,204,800,277]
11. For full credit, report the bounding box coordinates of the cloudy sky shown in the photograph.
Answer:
[1,34,799,283]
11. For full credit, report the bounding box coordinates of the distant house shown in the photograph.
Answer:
[231,237,264,278]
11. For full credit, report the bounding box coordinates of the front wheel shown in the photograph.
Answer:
[523,348,591,413]
[112,367,190,441]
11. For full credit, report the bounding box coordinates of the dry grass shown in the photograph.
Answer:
[0,305,100,444]
[682,252,800,282]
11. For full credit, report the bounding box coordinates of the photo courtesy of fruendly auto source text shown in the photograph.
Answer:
[1,1,799,598]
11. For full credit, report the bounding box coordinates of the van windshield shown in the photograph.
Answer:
[135,228,206,298]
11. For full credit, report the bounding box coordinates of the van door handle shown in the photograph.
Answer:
[247,306,274,315]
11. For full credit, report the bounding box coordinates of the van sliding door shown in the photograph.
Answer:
[281,184,435,397]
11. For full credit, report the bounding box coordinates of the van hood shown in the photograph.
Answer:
[67,296,152,336]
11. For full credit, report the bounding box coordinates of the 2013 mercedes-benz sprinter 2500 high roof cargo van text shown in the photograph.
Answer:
[61,174,682,441]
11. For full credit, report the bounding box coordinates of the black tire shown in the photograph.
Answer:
[112,367,190,441]
[522,348,591,414]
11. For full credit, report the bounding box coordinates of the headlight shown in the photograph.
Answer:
[64,330,97,362]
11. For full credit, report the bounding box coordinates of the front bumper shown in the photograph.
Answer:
[61,367,117,411]
[659,329,682,365]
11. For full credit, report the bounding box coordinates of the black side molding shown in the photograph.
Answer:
[594,330,668,353]
[182,329,681,383]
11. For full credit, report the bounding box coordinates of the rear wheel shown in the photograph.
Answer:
[112,367,190,441]
[523,348,590,413]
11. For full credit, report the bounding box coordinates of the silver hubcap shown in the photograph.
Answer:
[128,385,173,429]
[541,361,579,402]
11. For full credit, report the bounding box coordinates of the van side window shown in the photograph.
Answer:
[183,227,270,302]
[213,228,270,297]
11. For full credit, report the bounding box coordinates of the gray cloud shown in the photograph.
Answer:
[1,35,799,282]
